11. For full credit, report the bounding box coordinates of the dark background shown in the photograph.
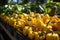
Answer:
[0,0,60,6]
[0,0,8,6]
[53,0,60,2]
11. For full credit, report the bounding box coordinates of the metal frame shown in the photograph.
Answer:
[0,18,30,40]
[0,22,17,40]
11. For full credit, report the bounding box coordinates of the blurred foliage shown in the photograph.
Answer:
[0,2,45,15]
[43,0,60,14]
[0,0,60,15]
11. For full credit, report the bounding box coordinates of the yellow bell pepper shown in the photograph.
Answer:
[46,33,59,40]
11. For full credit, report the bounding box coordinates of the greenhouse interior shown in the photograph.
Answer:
[0,0,60,40]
